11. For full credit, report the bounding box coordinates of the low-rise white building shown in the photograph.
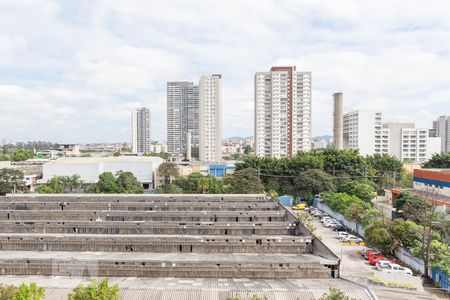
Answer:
[40,156,163,189]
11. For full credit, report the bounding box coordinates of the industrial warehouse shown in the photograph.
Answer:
[0,194,374,299]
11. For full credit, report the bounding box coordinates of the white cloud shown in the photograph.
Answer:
[0,0,449,143]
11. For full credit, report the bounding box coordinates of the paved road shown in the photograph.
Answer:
[293,210,440,300]
[311,213,374,277]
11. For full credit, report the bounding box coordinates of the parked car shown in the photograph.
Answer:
[313,210,323,217]
[364,250,382,260]
[380,263,413,276]
[376,259,396,270]
[328,222,343,229]
[292,203,307,210]
[337,232,349,240]
[333,225,347,231]
[369,254,387,265]
[343,236,363,243]
[324,221,341,228]
[321,217,335,224]
[360,248,374,257]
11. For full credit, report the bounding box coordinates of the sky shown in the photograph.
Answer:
[0,0,449,143]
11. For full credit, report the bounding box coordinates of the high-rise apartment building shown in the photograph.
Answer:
[199,74,222,162]
[254,66,311,158]
[132,107,151,154]
[432,116,450,153]
[343,110,389,156]
[167,82,199,159]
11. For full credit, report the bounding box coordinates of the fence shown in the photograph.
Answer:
[312,198,365,237]
[432,267,450,294]
[394,247,426,274]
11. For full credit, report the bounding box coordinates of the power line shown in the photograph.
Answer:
[257,172,395,179]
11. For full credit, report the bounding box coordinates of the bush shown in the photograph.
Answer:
[0,284,18,300]
[68,279,119,300]
[12,283,45,300]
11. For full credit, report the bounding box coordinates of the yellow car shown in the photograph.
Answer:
[292,203,306,210]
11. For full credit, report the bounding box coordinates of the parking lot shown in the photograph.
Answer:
[308,211,374,277]
[292,208,442,299]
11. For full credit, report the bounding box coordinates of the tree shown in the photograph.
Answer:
[143,152,170,160]
[322,192,369,215]
[10,150,34,162]
[339,180,376,202]
[422,152,450,169]
[344,202,367,234]
[291,169,334,201]
[157,162,180,187]
[68,279,120,300]
[321,148,371,177]
[243,145,253,155]
[366,154,403,192]
[115,171,144,194]
[169,173,226,194]
[319,287,355,300]
[393,192,413,218]
[401,190,442,278]
[12,283,44,300]
[364,218,394,254]
[37,175,83,194]
[391,219,419,249]
[87,172,118,193]
[0,168,24,195]
[0,154,10,161]
[224,168,264,194]
[0,284,17,300]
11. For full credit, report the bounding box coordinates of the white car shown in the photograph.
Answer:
[321,217,333,223]
[343,236,363,243]
[381,263,413,276]
[376,260,394,271]
[337,232,349,240]
[324,221,341,228]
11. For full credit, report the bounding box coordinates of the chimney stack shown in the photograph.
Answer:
[333,92,344,149]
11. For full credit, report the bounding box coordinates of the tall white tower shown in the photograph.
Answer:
[254,66,311,158]
[132,107,152,154]
[199,74,222,162]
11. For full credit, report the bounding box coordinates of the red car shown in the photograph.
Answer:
[369,254,386,265]
[364,250,382,260]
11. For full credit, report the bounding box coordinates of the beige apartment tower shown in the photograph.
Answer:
[199,74,222,162]
[254,66,312,158]
[333,92,344,149]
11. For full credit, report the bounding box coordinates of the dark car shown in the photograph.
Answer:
[333,225,347,231]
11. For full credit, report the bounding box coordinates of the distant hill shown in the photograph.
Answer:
[312,135,333,143]
[224,136,253,141]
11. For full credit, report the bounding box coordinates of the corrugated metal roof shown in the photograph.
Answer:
[0,277,374,300]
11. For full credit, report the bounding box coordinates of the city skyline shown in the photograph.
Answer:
[0,1,450,143]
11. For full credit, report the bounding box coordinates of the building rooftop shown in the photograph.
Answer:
[0,276,373,300]
[45,156,164,165]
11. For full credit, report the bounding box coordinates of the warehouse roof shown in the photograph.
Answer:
[45,156,164,165]
[0,276,374,300]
